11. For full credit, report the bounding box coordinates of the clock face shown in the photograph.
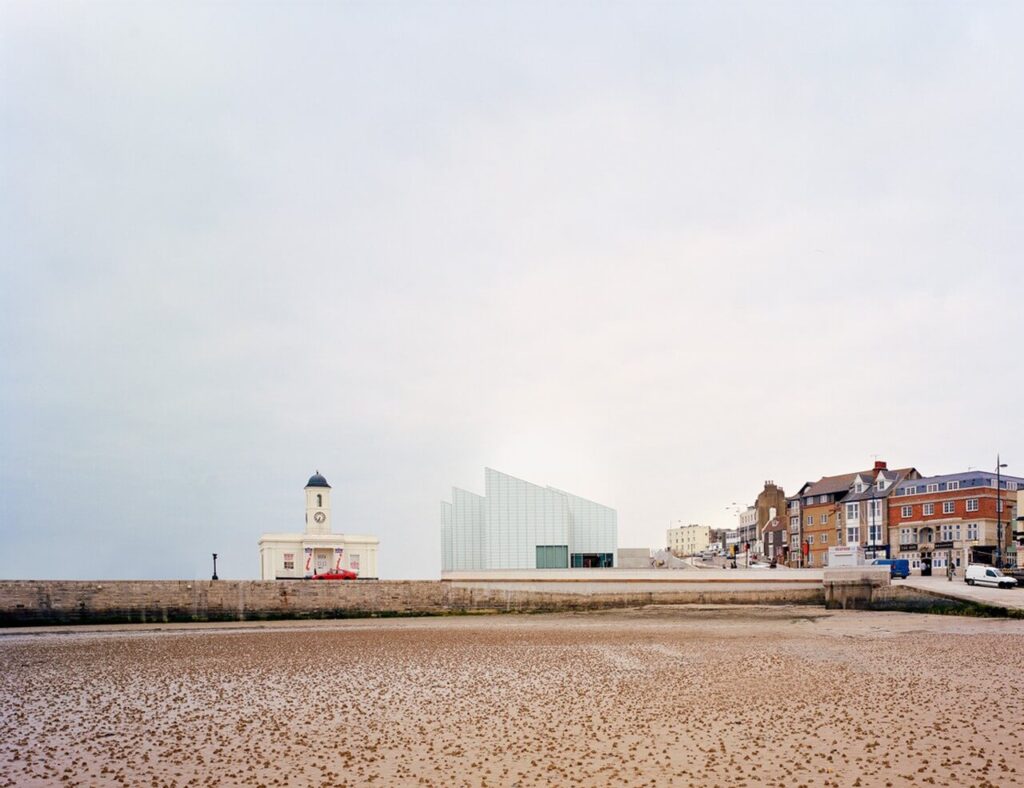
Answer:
[314,512,326,524]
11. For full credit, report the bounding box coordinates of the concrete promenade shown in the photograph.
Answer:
[898,575,1024,612]
[442,567,824,594]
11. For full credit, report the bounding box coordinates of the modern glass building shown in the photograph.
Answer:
[441,468,617,570]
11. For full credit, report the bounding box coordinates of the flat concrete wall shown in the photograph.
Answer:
[822,566,891,610]
[0,580,826,627]
[868,585,1024,618]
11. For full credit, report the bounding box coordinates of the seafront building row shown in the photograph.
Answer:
[723,461,1024,572]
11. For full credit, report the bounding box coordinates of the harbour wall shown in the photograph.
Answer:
[0,579,824,626]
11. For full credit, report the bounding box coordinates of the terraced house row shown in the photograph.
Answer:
[747,460,1024,572]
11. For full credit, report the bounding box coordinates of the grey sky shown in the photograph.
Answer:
[2,2,1022,580]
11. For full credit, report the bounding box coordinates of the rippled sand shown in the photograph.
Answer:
[2,606,1023,787]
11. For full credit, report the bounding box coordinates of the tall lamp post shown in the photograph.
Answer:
[211,552,219,581]
[996,456,1008,568]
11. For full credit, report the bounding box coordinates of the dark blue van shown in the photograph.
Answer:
[871,558,910,579]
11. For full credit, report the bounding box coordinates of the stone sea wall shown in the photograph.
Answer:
[0,580,825,626]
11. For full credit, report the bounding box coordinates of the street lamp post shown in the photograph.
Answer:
[996,456,1008,568]
[212,553,219,581]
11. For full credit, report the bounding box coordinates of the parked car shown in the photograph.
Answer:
[870,559,910,579]
[312,569,358,580]
[964,564,1017,588]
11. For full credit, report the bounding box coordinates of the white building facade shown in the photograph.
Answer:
[441,468,617,570]
[258,472,379,580]
[667,523,711,556]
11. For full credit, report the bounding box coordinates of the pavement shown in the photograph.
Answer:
[898,574,1024,611]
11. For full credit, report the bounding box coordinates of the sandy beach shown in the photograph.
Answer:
[1,606,1023,787]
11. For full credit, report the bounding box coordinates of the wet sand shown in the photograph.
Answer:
[1,606,1023,787]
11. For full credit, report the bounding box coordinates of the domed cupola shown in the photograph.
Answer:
[305,471,332,534]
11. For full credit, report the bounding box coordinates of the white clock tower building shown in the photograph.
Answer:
[258,471,379,580]
[305,472,331,534]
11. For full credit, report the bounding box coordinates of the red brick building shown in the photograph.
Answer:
[888,471,1023,573]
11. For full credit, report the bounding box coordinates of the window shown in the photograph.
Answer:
[317,493,322,507]
[923,503,935,515]
[790,515,799,528]
[790,535,799,547]
[1009,481,1018,491]
[955,524,961,540]
[868,524,882,543]
[948,481,960,491]
[868,500,882,519]
[942,501,955,514]
[966,498,979,512]
[821,533,829,544]
[846,502,860,521]
[904,486,917,495]
[876,480,886,491]
[821,513,828,524]
[806,515,813,526]
[968,523,979,541]
[283,553,295,570]
[536,545,569,568]
[900,528,914,545]
[926,483,939,493]
[846,526,859,544]
[820,494,829,503]
[901,505,913,518]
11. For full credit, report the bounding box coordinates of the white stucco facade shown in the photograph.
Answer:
[258,472,379,579]
[667,523,711,556]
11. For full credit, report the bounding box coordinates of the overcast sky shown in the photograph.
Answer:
[2,1,1023,580]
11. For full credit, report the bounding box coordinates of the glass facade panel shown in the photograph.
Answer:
[536,545,569,568]
[442,469,617,570]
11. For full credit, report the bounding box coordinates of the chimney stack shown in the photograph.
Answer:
[874,460,887,471]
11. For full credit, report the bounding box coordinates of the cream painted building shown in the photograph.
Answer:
[667,523,711,556]
[258,472,379,580]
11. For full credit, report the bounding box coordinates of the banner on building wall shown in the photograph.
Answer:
[304,546,313,571]
[334,547,344,570]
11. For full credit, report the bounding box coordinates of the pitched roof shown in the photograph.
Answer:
[803,467,919,499]
[803,471,871,497]
[844,468,918,501]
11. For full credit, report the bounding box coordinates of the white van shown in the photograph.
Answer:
[965,564,1017,589]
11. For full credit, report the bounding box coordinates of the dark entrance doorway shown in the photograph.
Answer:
[571,553,613,568]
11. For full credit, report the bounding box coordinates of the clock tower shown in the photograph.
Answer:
[304,471,331,535]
